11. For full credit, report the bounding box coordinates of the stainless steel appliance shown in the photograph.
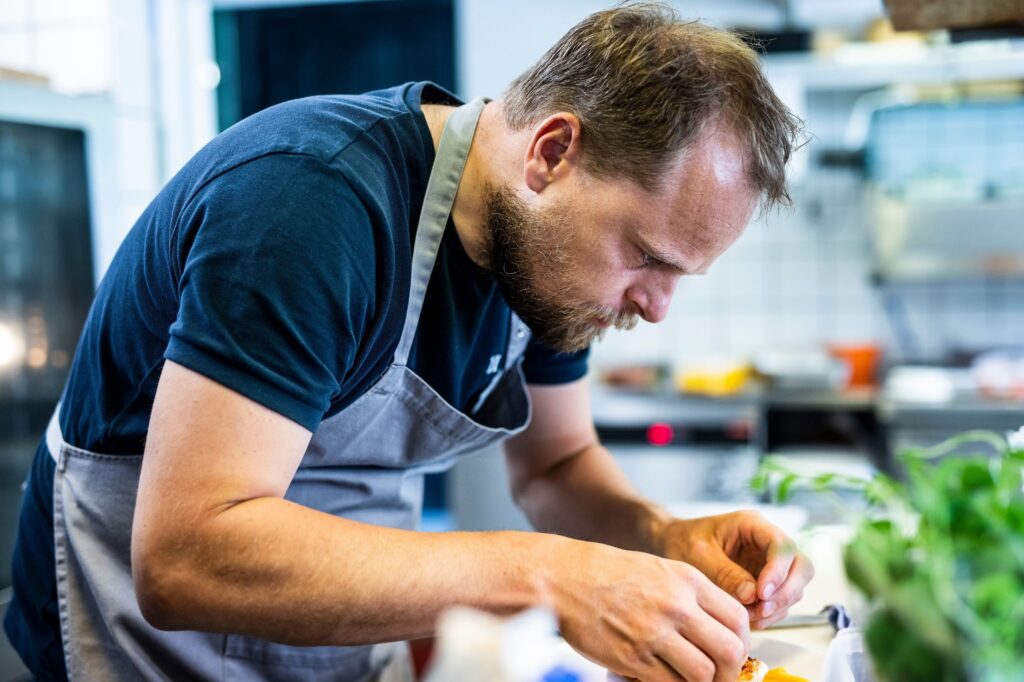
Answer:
[589,388,762,507]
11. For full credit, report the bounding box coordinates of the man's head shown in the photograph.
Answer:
[479,3,802,352]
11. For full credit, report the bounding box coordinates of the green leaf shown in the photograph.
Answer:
[776,472,799,503]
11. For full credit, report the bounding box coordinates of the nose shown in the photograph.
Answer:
[625,277,675,324]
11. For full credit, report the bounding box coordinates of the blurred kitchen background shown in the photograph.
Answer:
[1,0,1023,676]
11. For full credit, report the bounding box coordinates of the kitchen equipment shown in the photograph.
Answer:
[590,388,760,506]
[826,344,882,389]
[971,347,1024,400]
[754,348,849,392]
[881,365,1024,456]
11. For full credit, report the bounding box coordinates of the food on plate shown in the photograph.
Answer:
[764,667,810,682]
[738,657,808,682]
[738,657,767,682]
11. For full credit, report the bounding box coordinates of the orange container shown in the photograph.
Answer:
[827,343,883,388]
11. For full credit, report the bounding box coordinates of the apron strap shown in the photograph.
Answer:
[393,97,487,367]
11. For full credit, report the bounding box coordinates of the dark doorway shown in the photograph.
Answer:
[214,0,457,130]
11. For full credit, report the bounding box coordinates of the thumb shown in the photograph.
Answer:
[708,555,758,604]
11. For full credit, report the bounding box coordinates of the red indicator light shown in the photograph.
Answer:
[726,420,751,441]
[646,422,674,447]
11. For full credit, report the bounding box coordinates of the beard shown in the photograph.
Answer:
[482,185,639,353]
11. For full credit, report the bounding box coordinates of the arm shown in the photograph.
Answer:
[134,363,749,682]
[505,377,814,628]
[504,376,672,554]
[132,360,551,645]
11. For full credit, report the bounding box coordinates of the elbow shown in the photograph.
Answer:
[132,535,192,631]
[507,468,536,511]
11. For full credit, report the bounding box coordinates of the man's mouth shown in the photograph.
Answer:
[591,317,611,329]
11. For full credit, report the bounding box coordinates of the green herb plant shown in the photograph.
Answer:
[752,432,1024,682]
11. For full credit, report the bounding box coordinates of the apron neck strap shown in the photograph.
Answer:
[394,96,487,366]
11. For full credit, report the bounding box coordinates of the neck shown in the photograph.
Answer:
[423,100,510,270]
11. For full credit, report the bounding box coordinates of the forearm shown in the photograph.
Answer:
[513,442,671,555]
[133,496,555,645]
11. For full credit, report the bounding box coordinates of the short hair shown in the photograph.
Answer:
[502,2,803,209]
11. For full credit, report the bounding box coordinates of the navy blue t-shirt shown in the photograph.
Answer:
[4,81,588,679]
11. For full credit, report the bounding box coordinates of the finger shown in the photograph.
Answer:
[655,633,717,682]
[763,551,814,612]
[630,658,688,682]
[755,535,799,602]
[614,648,688,682]
[692,574,751,652]
[708,553,759,605]
[750,605,790,630]
[676,605,748,682]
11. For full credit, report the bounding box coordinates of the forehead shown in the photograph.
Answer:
[592,124,758,267]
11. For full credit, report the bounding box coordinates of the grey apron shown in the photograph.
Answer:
[46,96,533,681]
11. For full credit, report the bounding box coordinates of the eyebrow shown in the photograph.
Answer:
[643,241,704,275]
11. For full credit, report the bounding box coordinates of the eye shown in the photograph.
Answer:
[639,251,655,268]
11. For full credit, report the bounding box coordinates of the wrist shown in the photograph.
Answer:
[638,501,676,557]
[473,530,565,615]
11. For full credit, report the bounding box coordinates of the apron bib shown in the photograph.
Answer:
[47,96,533,681]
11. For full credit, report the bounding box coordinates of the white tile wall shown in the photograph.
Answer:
[112,8,156,111]
[115,115,159,197]
[0,0,31,26]
[0,33,32,71]
[32,0,111,26]
[34,23,113,93]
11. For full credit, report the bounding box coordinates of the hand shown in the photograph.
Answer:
[658,511,815,629]
[545,538,750,682]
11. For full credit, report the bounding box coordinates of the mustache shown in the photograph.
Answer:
[562,301,640,331]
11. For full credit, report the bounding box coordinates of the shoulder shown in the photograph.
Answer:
[176,153,386,290]
[169,83,433,209]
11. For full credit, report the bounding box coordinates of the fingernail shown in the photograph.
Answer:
[762,601,776,617]
[762,582,776,599]
[738,582,756,603]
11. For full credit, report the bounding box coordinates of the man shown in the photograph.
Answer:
[6,4,811,681]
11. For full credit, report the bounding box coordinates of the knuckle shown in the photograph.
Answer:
[731,601,749,625]
[777,587,804,609]
[691,657,715,682]
[741,509,766,523]
[712,564,737,588]
[728,637,748,664]
[631,642,656,667]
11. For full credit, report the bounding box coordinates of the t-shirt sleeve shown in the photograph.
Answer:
[521,337,590,385]
[165,153,375,431]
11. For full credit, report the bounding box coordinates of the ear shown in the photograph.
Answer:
[523,112,582,194]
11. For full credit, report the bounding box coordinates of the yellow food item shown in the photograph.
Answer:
[675,362,752,396]
[764,667,809,682]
